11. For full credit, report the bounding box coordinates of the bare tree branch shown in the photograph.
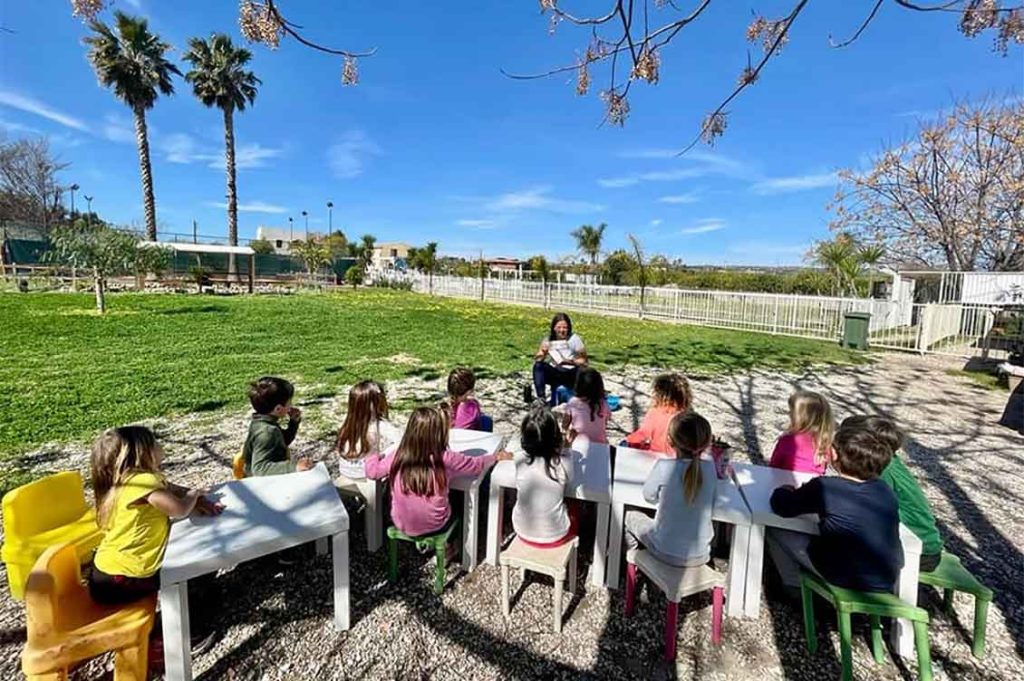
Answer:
[830,0,886,48]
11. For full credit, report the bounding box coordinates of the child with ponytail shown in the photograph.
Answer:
[623,412,718,567]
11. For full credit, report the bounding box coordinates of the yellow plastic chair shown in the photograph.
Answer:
[22,543,156,681]
[232,449,247,480]
[2,471,103,600]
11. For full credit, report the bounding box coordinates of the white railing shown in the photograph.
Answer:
[411,274,1021,358]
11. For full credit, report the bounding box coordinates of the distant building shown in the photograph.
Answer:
[485,257,522,273]
[255,226,302,254]
[371,242,412,271]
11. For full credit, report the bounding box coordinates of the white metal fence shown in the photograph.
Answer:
[409,274,1022,359]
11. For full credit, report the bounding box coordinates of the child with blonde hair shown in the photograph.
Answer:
[335,380,400,480]
[623,373,692,455]
[365,406,511,537]
[624,412,718,567]
[89,426,222,605]
[769,390,835,475]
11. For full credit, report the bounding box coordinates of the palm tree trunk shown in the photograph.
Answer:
[133,107,158,241]
[223,107,239,281]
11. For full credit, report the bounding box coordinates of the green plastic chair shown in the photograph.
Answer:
[799,570,932,681]
[918,552,992,658]
[386,519,460,595]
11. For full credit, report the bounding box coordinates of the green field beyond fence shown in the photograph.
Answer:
[0,290,859,457]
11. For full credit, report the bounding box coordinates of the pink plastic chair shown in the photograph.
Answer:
[624,550,724,660]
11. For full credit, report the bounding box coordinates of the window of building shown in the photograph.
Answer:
[275,240,282,248]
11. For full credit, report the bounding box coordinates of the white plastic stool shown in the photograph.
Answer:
[335,476,384,552]
[625,550,725,660]
[500,536,579,632]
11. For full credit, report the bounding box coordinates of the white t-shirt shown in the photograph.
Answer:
[511,450,574,543]
[544,333,585,366]
[337,419,402,480]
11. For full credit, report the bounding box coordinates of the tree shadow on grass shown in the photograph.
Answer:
[157,304,228,315]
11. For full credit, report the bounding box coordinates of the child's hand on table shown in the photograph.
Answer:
[194,493,225,516]
[295,457,313,472]
[495,450,514,462]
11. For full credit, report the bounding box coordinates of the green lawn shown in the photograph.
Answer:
[0,290,860,457]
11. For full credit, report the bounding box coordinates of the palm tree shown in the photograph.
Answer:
[85,12,179,241]
[813,233,885,297]
[359,234,377,269]
[571,223,607,268]
[183,34,260,278]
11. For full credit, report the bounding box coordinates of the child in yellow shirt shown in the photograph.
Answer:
[89,426,222,605]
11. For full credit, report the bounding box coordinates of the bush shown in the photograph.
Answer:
[371,278,413,291]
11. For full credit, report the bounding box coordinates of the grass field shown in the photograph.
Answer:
[0,290,859,457]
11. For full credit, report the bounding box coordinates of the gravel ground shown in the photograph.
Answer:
[0,351,1020,680]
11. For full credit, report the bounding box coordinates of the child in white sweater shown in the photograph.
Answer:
[512,403,577,547]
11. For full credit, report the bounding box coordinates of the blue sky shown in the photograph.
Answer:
[0,1,1020,264]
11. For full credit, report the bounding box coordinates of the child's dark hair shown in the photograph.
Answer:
[447,367,476,411]
[520,402,563,480]
[668,412,713,504]
[652,373,692,412]
[833,423,894,480]
[573,367,606,421]
[248,376,295,415]
[548,312,573,340]
[841,415,904,457]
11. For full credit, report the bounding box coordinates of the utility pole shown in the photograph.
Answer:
[289,217,294,242]
[193,219,198,244]
[302,210,309,240]
[84,195,93,220]
[327,201,333,232]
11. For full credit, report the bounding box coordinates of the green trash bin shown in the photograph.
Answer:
[842,311,871,350]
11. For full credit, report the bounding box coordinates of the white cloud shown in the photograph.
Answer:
[205,200,288,214]
[102,113,135,144]
[0,90,89,131]
[751,172,837,195]
[328,130,381,179]
[457,219,497,229]
[658,193,699,205]
[597,176,640,188]
[650,218,663,227]
[617,148,679,159]
[160,133,282,169]
[679,218,726,235]
[0,117,42,135]
[483,186,604,214]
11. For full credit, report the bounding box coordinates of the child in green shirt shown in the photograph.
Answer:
[844,415,942,572]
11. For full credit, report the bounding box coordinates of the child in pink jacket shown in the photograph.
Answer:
[365,405,511,536]
[624,373,692,456]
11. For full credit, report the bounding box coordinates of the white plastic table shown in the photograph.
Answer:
[730,462,923,658]
[605,446,754,618]
[159,464,350,681]
[448,428,505,571]
[484,435,612,586]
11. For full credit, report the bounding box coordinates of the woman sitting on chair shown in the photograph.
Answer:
[530,312,588,405]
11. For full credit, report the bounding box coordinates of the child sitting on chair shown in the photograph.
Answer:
[512,403,577,547]
[623,373,692,456]
[447,367,485,430]
[335,380,400,482]
[562,367,609,445]
[845,414,943,573]
[769,421,902,592]
[89,426,223,605]
[243,376,312,476]
[365,406,511,537]
[624,412,718,567]
[768,390,835,475]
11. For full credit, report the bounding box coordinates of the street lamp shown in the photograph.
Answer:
[327,201,333,232]
[301,210,308,240]
[288,216,294,242]
[69,183,80,215]
[84,195,93,225]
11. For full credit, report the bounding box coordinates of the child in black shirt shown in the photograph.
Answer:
[768,422,903,593]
